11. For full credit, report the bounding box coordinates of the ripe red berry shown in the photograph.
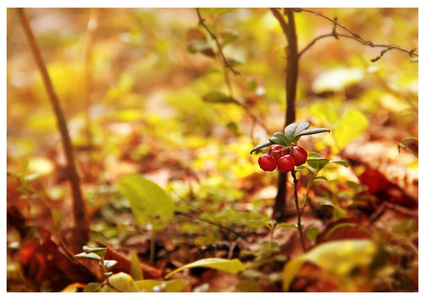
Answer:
[291,146,308,166]
[258,154,277,171]
[277,154,295,173]
[270,145,285,159]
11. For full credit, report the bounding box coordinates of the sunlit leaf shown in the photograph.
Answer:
[276,223,298,229]
[117,175,175,231]
[99,272,138,292]
[305,226,321,243]
[83,245,107,256]
[296,127,330,137]
[130,251,144,281]
[329,160,349,168]
[333,109,369,149]
[312,67,364,93]
[313,175,328,182]
[283,239,377,291]
[309,101,339,124]
[73,252,101,261]
[165,258,246,279]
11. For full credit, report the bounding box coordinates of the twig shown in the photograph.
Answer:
[17,8,90,249]
[196,8,240,76]
[291,170,306,252]
[295,8,418,62]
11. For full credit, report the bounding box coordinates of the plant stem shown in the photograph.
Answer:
[17,8,90,249]
[291,170,306,252]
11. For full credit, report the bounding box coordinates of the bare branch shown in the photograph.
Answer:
[196,8,240,76]
[295,8,418,62]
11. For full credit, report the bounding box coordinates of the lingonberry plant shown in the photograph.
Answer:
[251,122,348,252]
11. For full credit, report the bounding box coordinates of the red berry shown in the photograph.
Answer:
[258,154,277,171]
[277,154,295,173]
[291,146,308,166]
[270,145,285,159]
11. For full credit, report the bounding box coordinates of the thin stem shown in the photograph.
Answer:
[17,8,90,248]
[291,170,306,252]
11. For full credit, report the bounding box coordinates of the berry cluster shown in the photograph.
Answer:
[258,145,308,172]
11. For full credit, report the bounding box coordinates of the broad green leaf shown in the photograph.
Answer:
[99,272,138,292]
[305,226,321,243]
[165,258,246,279]
[284,122,310,142]
[283,239,377,291]
[296,127,330,137]
[135,279,186,292]
[271,132,290,146]
[333,109,369,149]
[130,251,143,281]
[220,29,238,47]
[307,157,329,172]
[202,91,234,103]
[103,260,118,271]
[117,175,175,231]
[83,246,108,257]
[329,160,350,168]
[73,252,101,261]
[250,140,273,154]
[246,220,271,230]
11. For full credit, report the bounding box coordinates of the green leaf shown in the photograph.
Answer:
[250,140,273,154]
[165,258,246,279]
[73,252,102,261]
[329,160,349,168]
[202,91,234,103]
[283,239,377,291]
[135,279,186,292]
[226,57,245,67]
[99,272,138,292]
[83,245,108,257]
[305,226,321,243]
[333,109,369,149]
[296,127,330,137]
[309,101,338,124]
[117,175,175,231]
[321,200,347,220]
[307,157,329,172]
[130,251,143,281]
[103,260,118,271]
[284,122,310,142]
[220,29,238,47]
[271,132,290,146]
[297,165,316,174]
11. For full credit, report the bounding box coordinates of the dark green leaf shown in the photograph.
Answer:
[272,132,290,146]
[250,140,273,154]
[202,91,234,103]
[284,122,310,142]
[296,127,330,137]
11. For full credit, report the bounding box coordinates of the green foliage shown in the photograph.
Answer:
[165,258,247,279]
[117,175,175,231]
[250,122,330,153]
